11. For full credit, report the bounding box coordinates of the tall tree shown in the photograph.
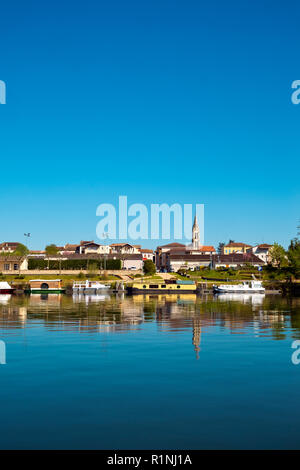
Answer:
[14,243,29,257]
[217,242,225,254]
[269,243,287,268]
[45,244,59,269]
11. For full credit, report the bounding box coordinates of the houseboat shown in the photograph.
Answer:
[72,280,110,294]
[213,279,265,294]
[0,282,14,294]
[127,279,197,294]
[28,279,65,294]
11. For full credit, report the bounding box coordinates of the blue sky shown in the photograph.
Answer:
[0,0,299,250]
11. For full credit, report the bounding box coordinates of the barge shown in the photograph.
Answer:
[28,279,65,294]
[127,279,197,294]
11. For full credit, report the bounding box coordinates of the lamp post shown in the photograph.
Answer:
[24,233,31,250]
[102,232,109,273]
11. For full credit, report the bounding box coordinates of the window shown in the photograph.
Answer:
[177,285,181,289]
[161,285,166,288]
[14,264,19,270]
[4,264,10,270]
[149,284,158,288]
[143,285,147,289]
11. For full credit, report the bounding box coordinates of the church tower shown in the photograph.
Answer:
[192,215,200,250]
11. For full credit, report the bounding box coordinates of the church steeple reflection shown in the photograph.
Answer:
[192,317,201,360]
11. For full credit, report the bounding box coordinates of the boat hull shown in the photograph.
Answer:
[73,287,110,294]
[214,288,265,294]
[28,289,65,294]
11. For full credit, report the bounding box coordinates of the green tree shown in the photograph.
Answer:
[269,243,288,268]
[217,242,225,254]
[14,243,29,257]
[288,235,300,278]
[45,244,59,269]
[143,259,156,275]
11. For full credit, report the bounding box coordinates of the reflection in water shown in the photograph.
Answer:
[0,294,299,358]
[72,293,111,304]
[215,293,265,305]
[0,294,12,305]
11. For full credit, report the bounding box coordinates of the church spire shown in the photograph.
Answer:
[192,214,200,250]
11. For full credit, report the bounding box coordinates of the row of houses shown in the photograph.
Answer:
[0,222,273,273]
[28,240,155,260]
[0,241,153,272]
[154,218,273,272]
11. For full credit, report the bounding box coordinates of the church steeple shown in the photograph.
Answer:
[192,215,200,250]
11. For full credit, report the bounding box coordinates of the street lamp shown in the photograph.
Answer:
[24,233,31,250]
[102,232,109,272]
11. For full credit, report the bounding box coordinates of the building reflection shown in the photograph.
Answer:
[0,294,299,357]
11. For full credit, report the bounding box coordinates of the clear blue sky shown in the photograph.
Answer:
[0,0,299,250]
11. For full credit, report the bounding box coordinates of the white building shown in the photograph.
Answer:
[79,242,110,255]
[249,244,273,264]
[110,243,140,255]
[140,248,154,261]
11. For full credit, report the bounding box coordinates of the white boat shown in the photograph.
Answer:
[213,277,265,294]
[72,280,110,294]
[0,281,14,294]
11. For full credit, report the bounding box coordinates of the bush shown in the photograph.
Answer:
[143,260,156,275]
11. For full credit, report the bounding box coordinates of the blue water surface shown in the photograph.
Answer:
[0,293,299,449]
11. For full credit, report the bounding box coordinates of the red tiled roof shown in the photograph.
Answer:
[158,242,186,249]
[0,242,20,247]
[199,246,216,252]
[80,240,94,245]
[110,243,134,247]
[64,244,78,250]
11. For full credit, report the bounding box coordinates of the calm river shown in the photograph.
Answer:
[0,292,299,449]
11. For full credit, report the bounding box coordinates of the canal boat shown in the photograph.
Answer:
[0,281,15,294]
[127,279,197,294]
[28,279,65,294]
[72,280,110,294]
[213,279,265,294]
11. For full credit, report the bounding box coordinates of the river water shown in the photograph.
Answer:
[0,292,299,449]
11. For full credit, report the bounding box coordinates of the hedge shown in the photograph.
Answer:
[28,258,121,270]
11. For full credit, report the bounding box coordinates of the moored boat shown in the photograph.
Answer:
[28,279,65,293]
[72,280,110,294]
[127,279,197,294]
[213,279,265,294]
[0,281,15,294]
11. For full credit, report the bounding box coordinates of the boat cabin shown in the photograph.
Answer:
[29,279,63,292]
